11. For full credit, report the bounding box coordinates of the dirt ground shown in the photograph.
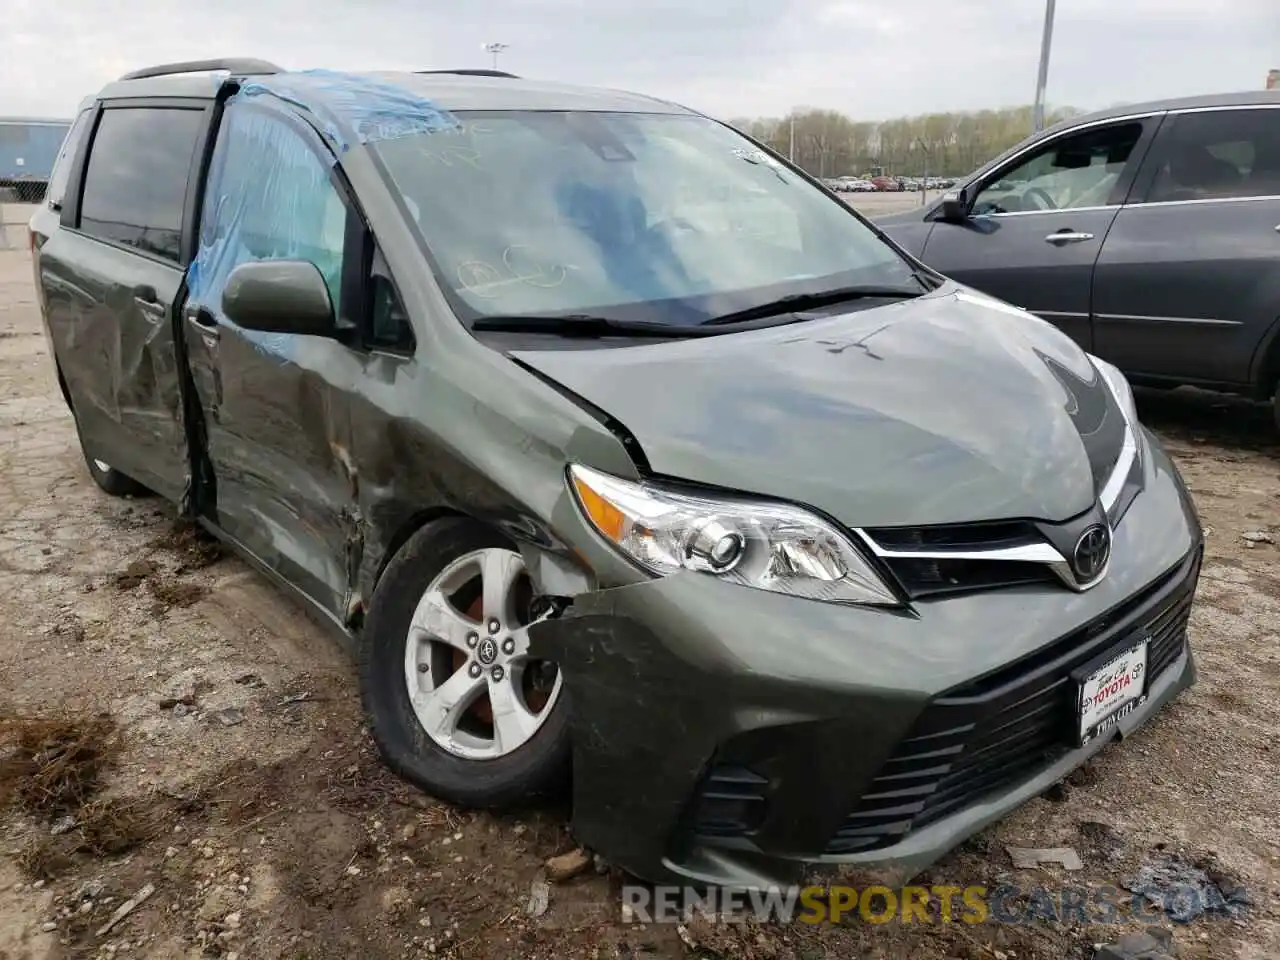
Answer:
[0,246,1277,960]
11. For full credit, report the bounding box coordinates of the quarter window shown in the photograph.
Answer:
[46,109,93,210]
[78,107,204,261]
[1145,109,1280,203]
[971,123,1144,215]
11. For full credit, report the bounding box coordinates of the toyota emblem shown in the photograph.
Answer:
[476,637,499,666]
[1072,524,1112,584]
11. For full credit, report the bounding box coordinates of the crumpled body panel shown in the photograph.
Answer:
[37,230,190,503]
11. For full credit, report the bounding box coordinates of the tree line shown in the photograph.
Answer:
[726,105,1084,180]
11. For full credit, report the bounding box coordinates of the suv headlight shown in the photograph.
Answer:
[568,464,900,606]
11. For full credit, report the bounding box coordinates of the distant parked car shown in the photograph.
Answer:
[878,90,1280,429]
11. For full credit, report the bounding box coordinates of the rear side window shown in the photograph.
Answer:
[1145,108,1280,203]
[46,109,93,210]
[78,107,204,262]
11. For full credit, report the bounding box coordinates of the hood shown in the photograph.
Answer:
[511,285,1127,528]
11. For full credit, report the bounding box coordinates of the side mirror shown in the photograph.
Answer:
[221,260,336,336]
[936,188,971,223]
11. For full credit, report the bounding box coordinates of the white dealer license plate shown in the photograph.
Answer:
[1077,639,1148,745]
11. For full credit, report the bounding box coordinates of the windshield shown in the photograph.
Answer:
[372,110,921,327]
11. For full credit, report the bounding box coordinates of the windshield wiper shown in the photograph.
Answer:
[700,284,925,326]
[472,314,704,338]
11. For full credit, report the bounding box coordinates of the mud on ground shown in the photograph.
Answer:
[0,249,1277,959]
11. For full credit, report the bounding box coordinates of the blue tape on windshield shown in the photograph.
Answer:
[185,95,348,361]
[239,69,461,152]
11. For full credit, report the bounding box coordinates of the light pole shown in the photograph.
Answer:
[914,138,930,207]
[482,42,509,71]
[1032,0,1057,133]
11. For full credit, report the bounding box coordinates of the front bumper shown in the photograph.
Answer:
[528,436,1202,889]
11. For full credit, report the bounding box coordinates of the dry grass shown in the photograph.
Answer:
[0,713,145,880]
[147,578,209,610]
[0,713,120,816]
[148,518,224,572]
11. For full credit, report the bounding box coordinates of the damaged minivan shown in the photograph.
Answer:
[30,60,1203,889]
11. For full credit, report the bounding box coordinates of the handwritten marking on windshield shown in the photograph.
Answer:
[458,249,573,299]
[503,246,568,289]
[414,144,485,170]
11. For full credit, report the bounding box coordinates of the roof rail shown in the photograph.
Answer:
[119,58,283,82]
[415,69,520,79]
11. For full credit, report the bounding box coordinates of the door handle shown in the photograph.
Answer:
[132,283,166,318]
[1044,231,1095,245]
[183,305,220,338]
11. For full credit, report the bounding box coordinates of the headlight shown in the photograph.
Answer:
[568,464,900,606]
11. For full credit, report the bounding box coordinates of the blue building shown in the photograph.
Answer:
[1,117,73,193]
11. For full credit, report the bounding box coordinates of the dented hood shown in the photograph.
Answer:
[511,286,1126,528]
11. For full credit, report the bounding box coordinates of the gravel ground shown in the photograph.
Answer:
[0,247,1277,960]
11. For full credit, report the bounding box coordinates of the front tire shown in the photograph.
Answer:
[360,517,570,809]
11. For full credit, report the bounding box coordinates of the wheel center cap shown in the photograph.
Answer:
[476,637,499,666]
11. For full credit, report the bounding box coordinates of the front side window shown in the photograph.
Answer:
[190,102,348,326]
[78,107,204,261]
[1145,108,1280,203]
[972,122,1144,216]
[373,111,920,327]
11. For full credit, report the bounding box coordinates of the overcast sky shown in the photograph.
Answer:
[5,0,1278,121]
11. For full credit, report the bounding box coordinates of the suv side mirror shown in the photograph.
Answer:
[936,188,971,223]
[222,260,336,336]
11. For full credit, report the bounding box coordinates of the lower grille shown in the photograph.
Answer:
[691,765,770,838]
[826,548,1200,855]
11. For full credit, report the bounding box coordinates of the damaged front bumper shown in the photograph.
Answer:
[528,438,1202,889]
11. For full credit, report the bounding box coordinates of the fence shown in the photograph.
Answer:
[1,118,72,206]
[0,181,49,203]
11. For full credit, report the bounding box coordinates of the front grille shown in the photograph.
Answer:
[868,521,1041,552]
[886,556,1059,597]
[826,548,1200,856]
[864,521,1056,599]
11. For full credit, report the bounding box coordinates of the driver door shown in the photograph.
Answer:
[919,117,1162,351]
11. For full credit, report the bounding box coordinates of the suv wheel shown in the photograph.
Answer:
[361,518,571,808]
[63,383,150,497]
[83,455,150,498]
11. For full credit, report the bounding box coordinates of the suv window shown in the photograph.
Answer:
[46,109,93,211]
[193,103,348,324]
[1145,108,1280,203]
[79,107,204,262]
[367,250,414,352]
[972,122,1145,215]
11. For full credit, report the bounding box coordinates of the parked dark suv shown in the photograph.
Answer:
[30,59,1203,889]
[877,91,1280,430]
